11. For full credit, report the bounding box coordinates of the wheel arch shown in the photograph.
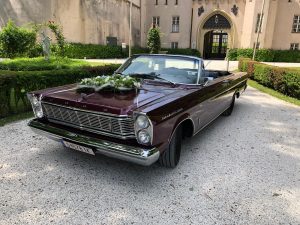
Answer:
[169,115,195,143]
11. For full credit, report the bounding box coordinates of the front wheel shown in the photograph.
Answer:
[159,125,182,168]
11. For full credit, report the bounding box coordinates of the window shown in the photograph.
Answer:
[292,15,300,33]
[290,43,299,50]
[171,42,178,49]
[175,0,178,5]
[118,55,199,85]
[255,13,264,33]
[172,16,180,33]
[155,0,158,5]
[152,17,160,28]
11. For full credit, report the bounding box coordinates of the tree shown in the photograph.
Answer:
[147,27,161,54]
[0,20,37,58]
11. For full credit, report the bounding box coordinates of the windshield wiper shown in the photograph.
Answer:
[129,73,175,85]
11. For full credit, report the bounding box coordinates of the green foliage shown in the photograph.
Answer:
[0,20,37,58]
[273,50,300,63]
[147,27,161,54]
[0,57,90,71]
[237,48,254,60]
[47,21,66,56]
[230,48,300,62]
[255,49,275,62]
[161,48,201,57]
[253,64,273,86]
[65,43,124,59]
[57,43,200,58]
[0,64,121,118]
[239,58,300,99]
[227,48,238,60]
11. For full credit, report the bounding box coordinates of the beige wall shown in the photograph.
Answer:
[141,0,193,48]
[1,0,300,54]
[272,0,300,49]
[0,0,141,46]
[142,0,300,55]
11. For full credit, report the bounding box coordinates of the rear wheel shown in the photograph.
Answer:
[222,95,235,116]
[159,125,183,168]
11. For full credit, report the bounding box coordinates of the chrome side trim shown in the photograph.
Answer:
[28,119,160,166]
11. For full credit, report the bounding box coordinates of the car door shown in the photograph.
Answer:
[192,75,234,132]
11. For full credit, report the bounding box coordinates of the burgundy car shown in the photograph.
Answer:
[28,54,248,167]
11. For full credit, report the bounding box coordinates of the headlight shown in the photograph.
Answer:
[136,115,150,129]
[134,114,153,145]
[137,130,151,144]
[27,94,44,118]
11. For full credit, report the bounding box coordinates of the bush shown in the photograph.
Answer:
[162,48,201,57]
[255,49,275,62]
[147,27,161,54]
[64,43,124,59]
[0,57,90,71]
[0,20,37,58]
[61,43,200,58]
[0,64,121,118]
[237,48,254,60]
[229,48,300,62]
[273,50,300,63]
[239,58,300,99]
[228,48,238,60]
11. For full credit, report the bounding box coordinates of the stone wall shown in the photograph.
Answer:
[0,0,141,46]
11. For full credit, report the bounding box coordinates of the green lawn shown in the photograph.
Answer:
[285,67,300,71]
[248,79,300,106]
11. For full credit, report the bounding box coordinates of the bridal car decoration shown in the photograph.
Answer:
[78,75,141,92]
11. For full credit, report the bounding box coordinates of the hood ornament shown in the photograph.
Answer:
[79,93,88,102]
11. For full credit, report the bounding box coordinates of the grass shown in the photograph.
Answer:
[285,67,300,71]
[87,61,108,67]
[0,57,90,71]
[0,111,33,127]
[248,79,300,106]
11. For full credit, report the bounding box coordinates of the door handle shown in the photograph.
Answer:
[222,80,230,84]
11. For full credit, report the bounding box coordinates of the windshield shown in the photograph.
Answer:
[117,55,200,84]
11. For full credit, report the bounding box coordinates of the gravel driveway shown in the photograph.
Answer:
[0,87,299,225]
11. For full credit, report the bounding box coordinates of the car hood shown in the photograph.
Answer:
[41,82,186,115]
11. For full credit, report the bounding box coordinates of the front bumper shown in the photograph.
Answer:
[28,119,160,166]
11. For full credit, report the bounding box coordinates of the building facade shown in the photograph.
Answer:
[0,0,141,46]
[141,0,300,59]
[0,0,300,59]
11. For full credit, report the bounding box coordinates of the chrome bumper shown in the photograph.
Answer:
[28,119,160,166]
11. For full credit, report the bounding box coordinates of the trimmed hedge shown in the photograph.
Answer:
[229,48,300,62]
[22,43,201,59]
[239,58,300,99]
[0,64,121,118]
[0,57,90,71]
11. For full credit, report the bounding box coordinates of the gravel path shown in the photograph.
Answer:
[0,87,299,225]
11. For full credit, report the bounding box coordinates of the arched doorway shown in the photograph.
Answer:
[199,13,232,59]
[203,30,228,59]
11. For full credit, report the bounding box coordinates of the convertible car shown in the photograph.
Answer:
[27,54,248,167]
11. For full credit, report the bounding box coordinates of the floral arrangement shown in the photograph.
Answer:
[78,75,141,92]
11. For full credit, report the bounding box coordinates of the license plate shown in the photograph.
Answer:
[63,141,95,156]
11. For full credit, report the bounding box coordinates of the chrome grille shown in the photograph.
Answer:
[42,103,135,139]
